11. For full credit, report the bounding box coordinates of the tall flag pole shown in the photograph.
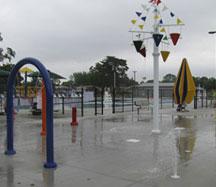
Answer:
[129,0,184,133]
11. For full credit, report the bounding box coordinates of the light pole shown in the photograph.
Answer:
[111,64,116,114]
[112,65,116,89]
[133,71,137,82]
[208,31,216,76]
[209,31,216,34]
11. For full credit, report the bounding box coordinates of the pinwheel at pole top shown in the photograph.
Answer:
[129,0,185,62]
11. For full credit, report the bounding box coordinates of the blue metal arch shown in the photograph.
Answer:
[5,57,57,169]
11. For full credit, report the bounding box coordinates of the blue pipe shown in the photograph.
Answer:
[5,57,57,169]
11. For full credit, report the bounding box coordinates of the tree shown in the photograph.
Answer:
[89,56,129,87]
[140,77,146,84]
[162,73,176,83]
[147,79,153,83]
[0,63,22,94]
[68,56,131,88]
[73,72,94,86]
[193,76,216,94]
[0,33,16,63]
[0,33,16,94]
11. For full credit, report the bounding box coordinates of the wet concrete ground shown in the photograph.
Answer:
[0,108,216,187]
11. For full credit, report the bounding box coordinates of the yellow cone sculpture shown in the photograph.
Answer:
[173,58,196,105]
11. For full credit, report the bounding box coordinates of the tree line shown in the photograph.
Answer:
[62,56,137,88]
[1,53,216,95]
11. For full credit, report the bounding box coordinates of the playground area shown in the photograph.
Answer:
[0,0,216,186]
[0,107,216,187]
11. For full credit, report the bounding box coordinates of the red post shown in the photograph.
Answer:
[71,126,77,143]
[71,107,78,126]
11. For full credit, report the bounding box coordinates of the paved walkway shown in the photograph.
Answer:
[0,108,215,187]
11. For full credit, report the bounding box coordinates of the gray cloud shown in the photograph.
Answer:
[1,0,216,81]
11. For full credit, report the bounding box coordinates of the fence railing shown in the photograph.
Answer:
[0,87,215,117]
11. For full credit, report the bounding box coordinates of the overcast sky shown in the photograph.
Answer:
[1,0,216,81]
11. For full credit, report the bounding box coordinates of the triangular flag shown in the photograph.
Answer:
[159,19,163,24]
[141,16,147,22]
[170,33,180,46]
[133,40,143,52]
[160,28,166,33]
[149,0,161,6]
[131,19,137,24]
[161,51,170,62]
[177,18,183,25]
[154,15,160,20]
[136,12,142,17]
[156,0,161,5]
[139,25,144,30]
[153,34,163,47]
[170,12,175,17]
[139,47,146,57]
[162,5,168,11]
[163,36,168,40]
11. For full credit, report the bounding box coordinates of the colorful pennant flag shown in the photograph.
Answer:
[177,18,183,25]
[141,16,147,22]
[160,28,166,33]
[170,12,175,17]
[163,36,168,41]
[170,33,180,46]
[139,25,144,30]
[136,12,142,17]
[133,40,143,52]
[149,0,161,6]
[154,15,160,20]
[153,34,163,47]
[131,19,137,24]
[139,47,146,57]
[159,19,163,24]
[161,51,170,62]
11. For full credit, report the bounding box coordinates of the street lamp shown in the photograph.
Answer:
[208,30,216,76]
[133,71,137,82]
[209,31,216,34]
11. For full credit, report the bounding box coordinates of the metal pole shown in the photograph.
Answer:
[94,87,97,116]
[208,31,216,77]
[132,87,134,112]
[194,90,197,109]
[160,89,162,109]
[24,72,27,97]
[112,87,115,114]
[206,95,208,108]
[113,67,116,89]
[133,71,137,82]
[81,88,84,117]
[62,97,64,115]
[101,87,104,115]
[122,91,124,112]
[147,89,149,106]
[152,6,160,134]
